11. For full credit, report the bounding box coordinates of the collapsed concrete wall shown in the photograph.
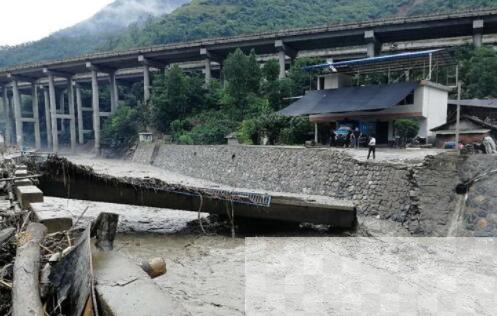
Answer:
[132,143,497,236]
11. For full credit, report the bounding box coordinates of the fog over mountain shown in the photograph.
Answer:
[56,0,190,37]
[0,0,190,67]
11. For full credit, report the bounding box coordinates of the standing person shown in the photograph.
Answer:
[483,135,497,154]
[330,128,336,147]
[367,135,376,160]
[349,131,355,148]
[353,127,361,149]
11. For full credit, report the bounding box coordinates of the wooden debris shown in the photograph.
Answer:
[12,223,47,316]
[0,228,15,246]
[91,213,119,251]
[49,226,96,316]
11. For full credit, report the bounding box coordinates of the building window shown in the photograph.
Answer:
[398,92,414,105]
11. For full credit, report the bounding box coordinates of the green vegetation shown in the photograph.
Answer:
[459,46,497,98]
[101,48,317,147]
[2,0,497,67]
[394,119,420,145]
[98,45,497,150]
[102,105,143,152]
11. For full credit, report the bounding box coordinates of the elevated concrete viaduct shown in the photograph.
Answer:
[1,8,497,153]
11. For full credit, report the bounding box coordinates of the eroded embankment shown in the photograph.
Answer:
[33,157,356,227]
[133,143,497,237]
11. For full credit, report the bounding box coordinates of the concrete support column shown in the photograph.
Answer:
[2,87,11,146]
[143,64,151,104]
[11,80,23,148]
[109,71,119,114]
[275,40,297,79]
[31,84,41,150]
[200,48,214,85]
[204,58,212,85]
[314,123,319,143]
[48,73,59,152]
[473,19,484,48]
[278,50,286,79]
[365,30,381,58]
[67,79,76,152]
[76,84,84,144]
[43,88,52,150]
[59,90,66,133]
[91,69,101,155]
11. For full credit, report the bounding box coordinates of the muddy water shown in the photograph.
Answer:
[38,197,411,315]
[115,234,245,316]
[38,197,246,315]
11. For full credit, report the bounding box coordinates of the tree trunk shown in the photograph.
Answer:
[13,223,47,316]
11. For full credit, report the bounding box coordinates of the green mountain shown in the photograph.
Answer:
[2,0,497,68]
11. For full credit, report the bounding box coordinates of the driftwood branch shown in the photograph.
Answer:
[91,213,119,251]
[12,223,47,316]
[0,228,15,246]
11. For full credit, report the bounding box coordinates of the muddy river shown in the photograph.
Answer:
[33,196,411,315]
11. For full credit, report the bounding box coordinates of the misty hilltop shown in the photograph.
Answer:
[55,0,190,38]
[0,0,190,67]
[1,0,497,68]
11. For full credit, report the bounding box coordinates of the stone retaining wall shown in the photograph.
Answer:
[132,143,497,236]
[137,144,415,224]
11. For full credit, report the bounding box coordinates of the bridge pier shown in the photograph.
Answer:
[75,83,84,144]
[67,79,76,152]
[1,87,12,146]
[11,79,23,148]
[59,89,66,133]
[473,19,484,48]
[31,83,41,150]
[275,40,298,79]
[365,30,381,58]
[91,69,101,155]
[109,71,119,114]
[43,87,52,150]
[47,73,59,152]
[200,48,213,85]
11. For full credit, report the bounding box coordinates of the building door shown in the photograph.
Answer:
[376,121,389,144]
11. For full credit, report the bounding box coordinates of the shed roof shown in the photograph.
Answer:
[431,115,497,132]
[448,99,497,108]
[278,82,418,117]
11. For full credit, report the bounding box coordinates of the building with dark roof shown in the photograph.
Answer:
[280,77,451,144]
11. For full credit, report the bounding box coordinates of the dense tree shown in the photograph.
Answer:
[102,105,142,152]
[461,46,497,98]
[150,65,198,132]
[222,49,262,119]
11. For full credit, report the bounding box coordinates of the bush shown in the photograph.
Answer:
[278,117,313,144]
[238,118,260,144]
[178,134,194,145]
[102,105,142,152]
[394,119,420,144]
[238,113,310,145]
[172,110,238,145]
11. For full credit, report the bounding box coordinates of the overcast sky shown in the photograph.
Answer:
[0,0,114,46]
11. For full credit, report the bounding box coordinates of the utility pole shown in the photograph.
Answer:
[455,81,462,155]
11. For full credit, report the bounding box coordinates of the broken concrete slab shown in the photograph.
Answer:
[14,179,33,187]
[92,250,190,316]
[14,169,28,177]
[15,185,43,209]
[30,202,73,233]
